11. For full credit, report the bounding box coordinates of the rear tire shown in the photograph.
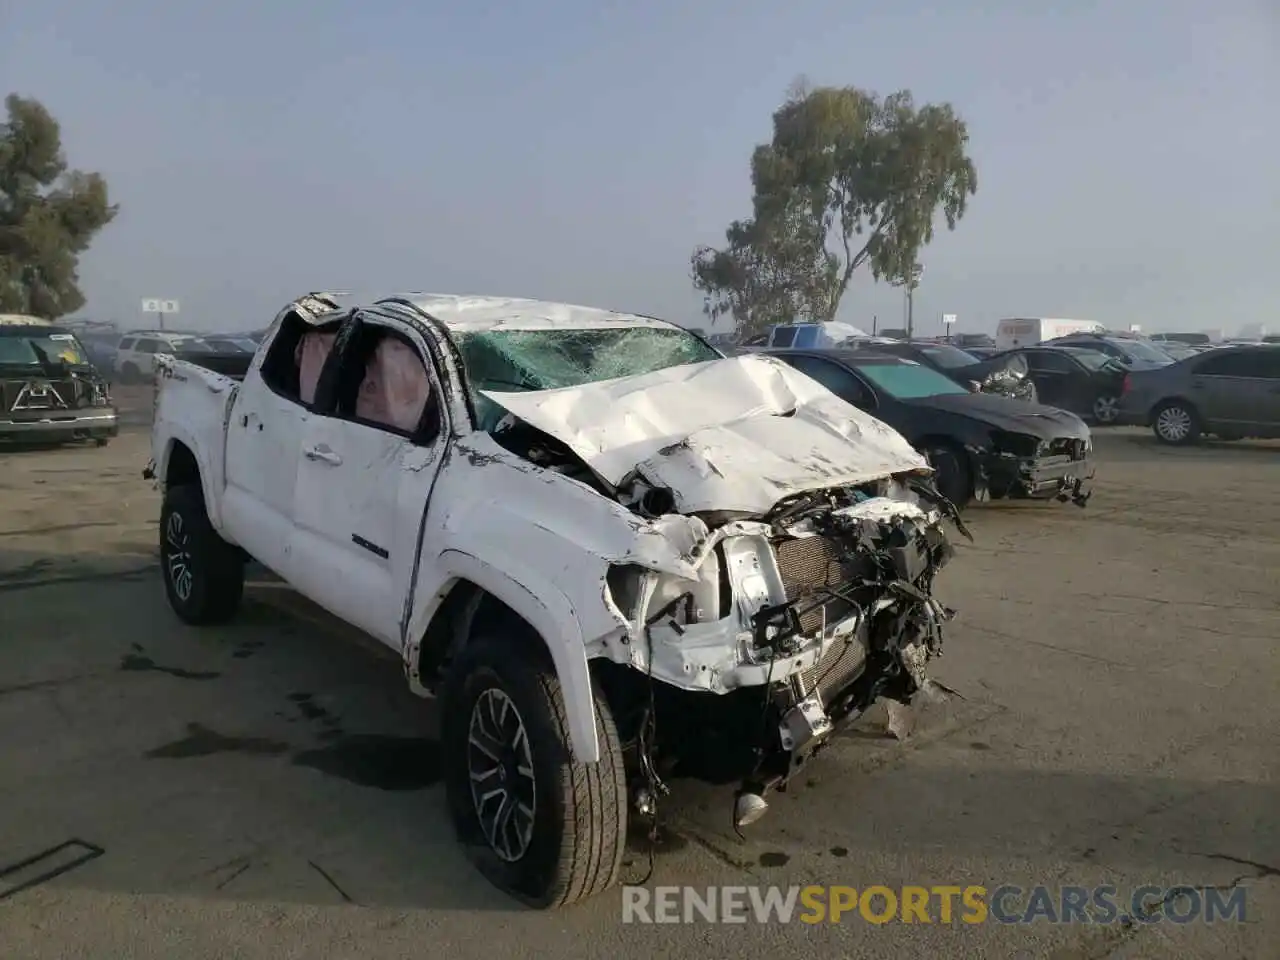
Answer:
[1151,401,1200,446]
[922,443,972,509]
[1092,394,1120,424]
[120,362,141,384]
[160,483,244,625]
[440,631,627,908]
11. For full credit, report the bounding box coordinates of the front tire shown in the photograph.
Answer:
[1151,401,1200,446]
[922,443,973,509]
[160,483,245,625]
[440,631,627,908]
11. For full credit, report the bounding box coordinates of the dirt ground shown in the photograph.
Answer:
[1,403,1277,959]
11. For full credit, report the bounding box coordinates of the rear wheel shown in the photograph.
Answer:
[120,362,141,383]
[440,631,627,908]
[1152,401,1200,446]
[160,483,244,624]
[922,443,972,509]
[1092,394,1120,423]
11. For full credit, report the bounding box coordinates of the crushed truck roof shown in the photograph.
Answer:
[381,294,677,333]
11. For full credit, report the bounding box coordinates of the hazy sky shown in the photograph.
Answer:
[2,1,1276,336]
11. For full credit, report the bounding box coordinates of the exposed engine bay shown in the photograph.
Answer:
[489,405,968,831]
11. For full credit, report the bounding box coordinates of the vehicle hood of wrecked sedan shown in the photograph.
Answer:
[903,391,1091,441]
[481,353,930,516]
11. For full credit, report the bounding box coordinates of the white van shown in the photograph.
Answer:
[995,318,1103,350]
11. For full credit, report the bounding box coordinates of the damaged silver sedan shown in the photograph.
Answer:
[147,293,966,908]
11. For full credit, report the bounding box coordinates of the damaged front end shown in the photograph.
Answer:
[598,478,964,828]
[473,352,971,829]
[977,431,1095,508]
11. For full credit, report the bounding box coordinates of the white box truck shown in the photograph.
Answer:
[995,318,1104,350]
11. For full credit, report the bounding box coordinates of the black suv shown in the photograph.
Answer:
[0,319,118,445]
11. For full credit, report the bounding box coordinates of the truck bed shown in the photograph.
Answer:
[172,350,253,381]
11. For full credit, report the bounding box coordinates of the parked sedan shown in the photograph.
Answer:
[1117,344,1280,444]
[995,345,1130,423]
[760,348,1094,508]
[1045,334,1175,368]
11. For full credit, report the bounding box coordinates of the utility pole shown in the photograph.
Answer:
[889,263,924,340]
[905,263,924,341]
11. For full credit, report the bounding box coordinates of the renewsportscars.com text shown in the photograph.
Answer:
[621,884,1249,925]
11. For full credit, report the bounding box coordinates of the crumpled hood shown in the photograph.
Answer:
[481,354,929,515]
[905,391,1091,440]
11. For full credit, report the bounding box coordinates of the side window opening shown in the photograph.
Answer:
[259,309,346,405]
[330,322,441,444]
[1196,352,1255,378]
[1031,352,1072,373]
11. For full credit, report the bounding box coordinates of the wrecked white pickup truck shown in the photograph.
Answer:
[146,292,966,908]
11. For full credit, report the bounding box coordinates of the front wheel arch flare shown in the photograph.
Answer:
[410,551,601,764]
[157,430,225,531]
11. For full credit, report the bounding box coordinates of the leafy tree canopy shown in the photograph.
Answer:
[692,80,977,337]
[0,94,118,318]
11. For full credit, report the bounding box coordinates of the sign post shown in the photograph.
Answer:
[141,298,180,332]
[942,313,957,342]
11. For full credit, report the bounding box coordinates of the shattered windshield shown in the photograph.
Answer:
[455,326,721,430]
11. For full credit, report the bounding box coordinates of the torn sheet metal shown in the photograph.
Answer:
[481,354,930,515]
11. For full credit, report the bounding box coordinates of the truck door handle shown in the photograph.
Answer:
[304,445,342,465]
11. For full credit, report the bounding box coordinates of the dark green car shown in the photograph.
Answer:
[0,319,118,445]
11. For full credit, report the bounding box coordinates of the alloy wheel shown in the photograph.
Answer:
[1093,395,1119,423]
[1155,406,1192,442]
[164,511,193,602]
[468,688,537,863]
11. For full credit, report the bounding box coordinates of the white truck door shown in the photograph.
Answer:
[288,321,448,649]
[221,330,318,577]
